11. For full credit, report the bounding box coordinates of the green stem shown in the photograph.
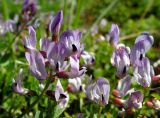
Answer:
[2,0,9,20]
[68,0,75,29]
[98,106,103,118]
[47,98,52,118]
[73,0,83,28]
[63,0,68,31]
[18,77,52,118]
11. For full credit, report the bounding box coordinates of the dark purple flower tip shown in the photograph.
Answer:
[46,90,56,100]
[22,0,37,21]
[133,57,153,87]
[86,77,110,106]
[60,29,82,57]
[50,10,63,42]
[12,69,29,94]
[109,24,119,48]
[25,50,47,81]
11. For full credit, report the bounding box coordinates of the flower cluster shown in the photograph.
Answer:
[109,24,155,111]
[0,0,37,36]
[12,10,97,108]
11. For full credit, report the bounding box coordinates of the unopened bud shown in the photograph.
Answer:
[152,75,160,81]
[114,98,124,106]
[112,89,120,97]
[146,101,154,108]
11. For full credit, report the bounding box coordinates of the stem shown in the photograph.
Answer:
[120,29,158,41]
[18,77,52,118]
[63,0,68,31]
[98,106,103,118]
[47,98,52,118]
[2,0,9,20]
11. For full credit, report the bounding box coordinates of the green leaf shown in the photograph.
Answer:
[151,93,160,99]
[53,105,66,118]
[35,111,40,118]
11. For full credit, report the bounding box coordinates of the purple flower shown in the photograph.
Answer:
[86,77,110,106]
[124,91,143,109]
[12,69,29,94]
[81,51,95,65]
[60,30,82,57]
[114,91,143,110]
[67,56,86,78]
[109,24,119,48]
[0,19,17,35]
[111,44,130,78]
[47,42,66,71]
[5,20,17,33]
[133,57,153,87]
[55,79,69,108]
[130,32,154,65]
[39,38,52,57]
[23,26,36,50]
[68,77,85,92]
[25,50,47,81]
[117,75,132,97]
[40,38,51,52]
[22,0,37,22]
[56,55,86,78]
[50,10,63,42]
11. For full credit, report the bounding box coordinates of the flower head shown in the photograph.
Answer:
[12,69,29,94]
[111,44,130,78]
[117,75,132,97]
[68,77,85,92]
[81,51,95,65]
[55,79,69,108]
[109,24,119,48]
[25,50,47,81]
[23,26,36,50]
[60,30,82,57]
[133,57,153,87]
[50,10,63,42]
[22,0,37,22]
[125,91,143,109]
[130,32,154,65]
[86,77,110,106]
[47,42,66,71]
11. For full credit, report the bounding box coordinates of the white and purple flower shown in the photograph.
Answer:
[86,77,110,106]
[111,44,130,78]
[12,69,29,94]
